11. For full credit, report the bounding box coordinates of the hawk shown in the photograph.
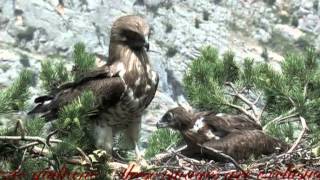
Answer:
[28,15,159,159]
[157,107,289,161]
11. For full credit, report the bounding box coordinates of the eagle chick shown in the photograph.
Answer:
[157,107,289,161]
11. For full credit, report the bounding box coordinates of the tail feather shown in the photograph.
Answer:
[34,95,54,103]
[27,103,50,115]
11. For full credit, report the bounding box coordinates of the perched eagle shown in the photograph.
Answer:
[157,107,289,161]
[28,15,159,158]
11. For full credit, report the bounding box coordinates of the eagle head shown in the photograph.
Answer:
[110,15,150,51]
[157,107,193,130]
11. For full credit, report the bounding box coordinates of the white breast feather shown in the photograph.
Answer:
[191,117,205,133]
[117,63,126,78]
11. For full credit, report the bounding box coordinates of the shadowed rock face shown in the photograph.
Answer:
[158,107,289,161]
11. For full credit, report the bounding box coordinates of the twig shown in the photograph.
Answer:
[303,82,308,99]
[287,116,309,153]
[17,149,27,170]
[174,151,201,165]
[76,147,92,166]
[46,130,59,147]
[18,141,39,150]
[253,93,262,105]
[1,135,92,166]
[150,145,187,163]
[257,103,266,122]
[175,155,195,171]
[225,82,260,123]
[14,119,25,138]
[31,146,93,167]
[226,103,258,123]
[262,108,297,130]
[0,135,55,146]
[198,144,248,175]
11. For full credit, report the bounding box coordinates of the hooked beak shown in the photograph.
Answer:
[156,122,169,129]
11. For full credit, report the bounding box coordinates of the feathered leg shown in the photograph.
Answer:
[122,119,142,160]
[93,120,113,155]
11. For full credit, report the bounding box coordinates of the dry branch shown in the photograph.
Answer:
[224,82,260,124]
[287,116,309,153]
[150,145,187,163]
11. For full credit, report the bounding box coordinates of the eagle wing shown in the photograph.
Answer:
[204,114,262,134]
[57,65,113,91]
[34,65,113,104]
[28,75,125,121]
[202,130,289,160]
[144,73,159,109]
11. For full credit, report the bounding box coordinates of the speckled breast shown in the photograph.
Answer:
[104,68,158,128]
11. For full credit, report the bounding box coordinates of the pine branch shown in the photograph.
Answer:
[263,108,298,130]
[0,135,92,166]
[225,82,260,124]
[225,102,258,123]
[199,144,256,179]
[0,69,33,112]
[287,116,309,153]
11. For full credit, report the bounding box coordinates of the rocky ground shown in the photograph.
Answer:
[0,0,319,151]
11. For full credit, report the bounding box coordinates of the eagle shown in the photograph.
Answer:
[28,15,159,159]
[157,107,289,161]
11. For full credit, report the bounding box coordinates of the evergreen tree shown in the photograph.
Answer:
[0,69,33,113]
[183,45,320,142]
[0,42,109,177]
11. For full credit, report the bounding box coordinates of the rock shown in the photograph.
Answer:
[254,28,271,43]
[298,14,320,33]
[274,24,305,41]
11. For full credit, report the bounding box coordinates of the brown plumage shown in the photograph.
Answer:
[28,15,159,158]
[157,107,289,161]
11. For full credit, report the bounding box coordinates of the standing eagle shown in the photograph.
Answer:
[157,107,289,161]
[28,15,159,158]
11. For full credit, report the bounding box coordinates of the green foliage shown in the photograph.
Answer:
[40,59,70,92]
[40,42,96,92]
[184,45,320,142]
[21,157,49,179]
[241,58,255,88]
[265,31,296,55]
[25,117,45,136]
[223,51,239,82]
[55,90,97,150]
[72,42,96,81]
[0,69,33,113]
[184,46,237,112]
[0,42,110,176]
[145,129,182,159]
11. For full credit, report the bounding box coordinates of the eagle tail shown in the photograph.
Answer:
[27,103,50,115]
[34,95,54,103]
